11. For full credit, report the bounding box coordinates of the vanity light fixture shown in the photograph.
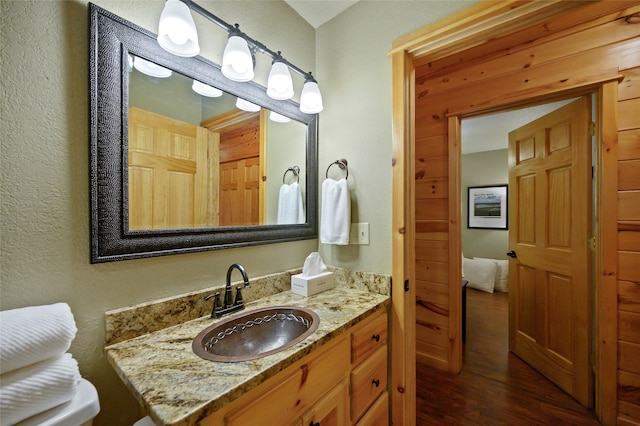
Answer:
[133,56,172,78]
[156,0,323,113]
[267,53,294,100]
[192,80,223,97]
[157,0,200,57]
[300,74,323,114]
[236,98,261,112]
[221,27,255,82]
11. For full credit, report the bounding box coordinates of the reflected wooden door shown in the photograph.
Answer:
[508,97,593,407]
[128,107,218,230]
[219,157,260,226]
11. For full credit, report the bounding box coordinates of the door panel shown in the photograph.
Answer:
[219,157,260,226]
[128,107,218,230]
[508,97,593,407]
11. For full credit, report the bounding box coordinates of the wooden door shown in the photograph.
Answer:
[508,97,593,407]
[219,157,260,226]
[128,107,218,230]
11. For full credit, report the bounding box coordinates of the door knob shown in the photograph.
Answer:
[507,250,517,259]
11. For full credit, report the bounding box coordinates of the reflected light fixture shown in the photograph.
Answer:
[267,53,294,100]
[157,0,200,57]
[133,56,172,78]
[269,111,291,123]
[156,0,323,114]
[192,80,223,97]
[300,74,323,114]
[236,98,261,112]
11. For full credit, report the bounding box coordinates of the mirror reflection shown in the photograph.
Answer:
[127,54,307,230]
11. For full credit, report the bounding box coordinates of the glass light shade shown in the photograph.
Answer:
[269,111,291,123]
[222,36,254,82]
[157,0,200,57]
[236,98,261,112]
[267,61,294,100]
[133,57,172,78]
[192,80,223,97]
[300,81,323,114]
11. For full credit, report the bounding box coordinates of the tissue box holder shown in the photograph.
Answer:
[291,272,334,297]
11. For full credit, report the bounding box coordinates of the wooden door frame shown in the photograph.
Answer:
[390,1,621,424]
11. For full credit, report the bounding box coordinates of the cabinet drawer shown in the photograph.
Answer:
[355,391,389,426]
[351,310,388,365]
[351,345,387,422]
[223,336,350,426]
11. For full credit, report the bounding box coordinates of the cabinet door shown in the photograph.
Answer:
[301,379,350,426]
[355,392,389,426]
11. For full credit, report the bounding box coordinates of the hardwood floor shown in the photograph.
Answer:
[416,288,600,425]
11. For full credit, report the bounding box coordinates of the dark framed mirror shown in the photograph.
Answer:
[89,4,318,263]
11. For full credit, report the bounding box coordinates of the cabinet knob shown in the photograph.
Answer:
[372,334,380,342]
[310,422,320,426]
[372,378,380,387]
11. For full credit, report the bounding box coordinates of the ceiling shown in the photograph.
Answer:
[284,0,359,28]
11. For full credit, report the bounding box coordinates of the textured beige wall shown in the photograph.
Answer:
[0,2,315,425]
[315,0,477,273]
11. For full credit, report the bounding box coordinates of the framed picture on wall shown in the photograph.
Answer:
[468,185,508,229]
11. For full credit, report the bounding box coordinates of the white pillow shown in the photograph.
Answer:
[475,258,509,292]
[462,257,496,293]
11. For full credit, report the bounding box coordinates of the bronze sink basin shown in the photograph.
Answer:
[192,306,320,362]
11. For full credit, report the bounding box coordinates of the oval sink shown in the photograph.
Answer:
[192,306,320,362]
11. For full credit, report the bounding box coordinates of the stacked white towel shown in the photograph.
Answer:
[277,182,305,225]
[0,303,80,425]
[320,178,351,245]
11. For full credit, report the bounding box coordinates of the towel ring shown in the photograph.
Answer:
[325,159,348,179]
[282,166,300,184]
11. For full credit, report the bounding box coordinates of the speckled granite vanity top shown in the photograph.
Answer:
[105,286,389,425]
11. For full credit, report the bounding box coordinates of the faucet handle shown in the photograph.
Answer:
[205,292,222,318]
[234,286,244,306]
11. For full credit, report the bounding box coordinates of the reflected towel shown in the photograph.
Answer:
[0,303,77,374]
[277,182,305,224]
[0,353,81,426]
[320,178,351,245]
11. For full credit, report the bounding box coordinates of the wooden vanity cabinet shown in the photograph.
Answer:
[201,309,388,426]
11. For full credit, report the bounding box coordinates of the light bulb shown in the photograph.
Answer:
[168,31,188,46]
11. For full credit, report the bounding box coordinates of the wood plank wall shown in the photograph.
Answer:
[412,2,640,422]
[617,66,640,426]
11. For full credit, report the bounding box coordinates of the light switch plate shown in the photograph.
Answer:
[350,223,370,245]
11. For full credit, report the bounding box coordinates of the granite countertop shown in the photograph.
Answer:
[105,287,389,425]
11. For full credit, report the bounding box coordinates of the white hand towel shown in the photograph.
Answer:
[277,182,305,225]
[320,178,351,245]
[0,303,77,374]
[0,353,81,426]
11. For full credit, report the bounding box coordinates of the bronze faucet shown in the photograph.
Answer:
[206,263,251,318]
